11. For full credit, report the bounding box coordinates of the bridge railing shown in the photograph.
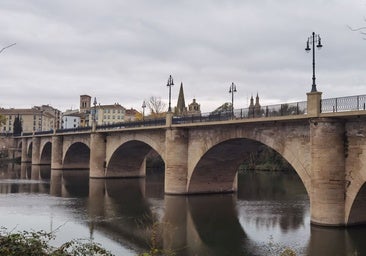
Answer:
[96,118,166,130]
[321,94,366,113]
[55,126,92,134]
[173,100,307,124]
[34,130,54,135]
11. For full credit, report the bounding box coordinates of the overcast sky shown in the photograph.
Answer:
[0,0,365,113]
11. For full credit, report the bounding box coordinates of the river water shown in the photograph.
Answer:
[0,163,365,256]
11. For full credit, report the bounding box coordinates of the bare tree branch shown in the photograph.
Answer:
[146,96,167,117]
[0,43,16,54]
[348,25,366,31]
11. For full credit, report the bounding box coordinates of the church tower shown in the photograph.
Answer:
[248,93,261,117]
[175,82,187,116]
[254,93,261,115]
[248,95,254,115]
[80,95,91,113]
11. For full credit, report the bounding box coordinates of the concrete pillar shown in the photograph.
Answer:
[31,137,41,165]
[310,118,346,226]
[21,138,29,163]
[307,91,322,117]
[90,132,106,178]
[51,135,63,170]
[165,128,188,194]
[166,112,173,127]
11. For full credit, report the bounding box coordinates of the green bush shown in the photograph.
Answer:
[0,228,113,256]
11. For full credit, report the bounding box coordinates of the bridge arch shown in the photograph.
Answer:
[106,139,164,178]
[187,124,311,195]
[347,182,366,225]
[27,141,33,160]
[40,140,52,165]
[17,140,22,149]
[63,142,90,169]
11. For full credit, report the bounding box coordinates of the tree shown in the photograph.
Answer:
[13,115,22,136]
[146,96,166,118]
[0,114,5,126]
[211,102,232,114]
[348,24,366,39]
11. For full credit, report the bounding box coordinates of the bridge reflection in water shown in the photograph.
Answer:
[1,164,366,255]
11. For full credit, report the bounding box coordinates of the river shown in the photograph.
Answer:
[0,163,365,255]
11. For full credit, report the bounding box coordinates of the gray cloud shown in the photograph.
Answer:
[0,0,365,112]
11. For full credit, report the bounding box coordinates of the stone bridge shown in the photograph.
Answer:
[12,92,366,226]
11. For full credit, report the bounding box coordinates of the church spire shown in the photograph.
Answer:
[175,82,187,116]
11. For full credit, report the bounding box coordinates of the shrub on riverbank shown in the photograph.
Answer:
[239,146,294,172]
[0,228,113,256]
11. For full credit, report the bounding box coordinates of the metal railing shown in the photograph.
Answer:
[14,95,366,137]
[96,118,166,130]
[56,126,92,134]
[321,94,366,113]
[173,100,307,124]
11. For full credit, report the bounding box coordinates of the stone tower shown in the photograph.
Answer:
[80,95,91,113]
[248,94,261,117]
[188,98,201,115]
[175,82,187,116]
[254,93,261,116]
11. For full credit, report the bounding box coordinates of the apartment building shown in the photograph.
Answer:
[92,103,126,125]
[0,105,61,134]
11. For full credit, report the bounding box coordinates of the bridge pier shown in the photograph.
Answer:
[90,133,106,178]
[165,128,188,194]
[51,135,63,169]
[21,138,30,163]
[310,118,346,226]
[31,137,41,165]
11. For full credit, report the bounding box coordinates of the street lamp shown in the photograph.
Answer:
[142,100,146,121]
[166,75,174,112]
[229,82,237,118]
[305,32,323,92]
[93,97,97,122]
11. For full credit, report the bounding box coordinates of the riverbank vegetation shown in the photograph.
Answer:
[239,146,294,173]
[0,228,113,256]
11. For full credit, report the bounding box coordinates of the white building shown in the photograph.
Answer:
[62,109,81,129]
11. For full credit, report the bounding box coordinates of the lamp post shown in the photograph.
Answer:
[93,97,97,122]
[305,32,323,92]
[92,97,97,131]
[229,82,237,118]
[166,75,174,112]
[142,100,146,121]
[53,110,57,132]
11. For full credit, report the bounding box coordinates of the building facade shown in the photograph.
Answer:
[91,103,126,125]
[188,98,201,115]
[0,105,61,134]
[62,109,81,129]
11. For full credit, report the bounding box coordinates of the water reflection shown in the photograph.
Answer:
[186,194,247,256]
[0,164,366,255]
[88,179,155,251]
[238,171,308,231]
